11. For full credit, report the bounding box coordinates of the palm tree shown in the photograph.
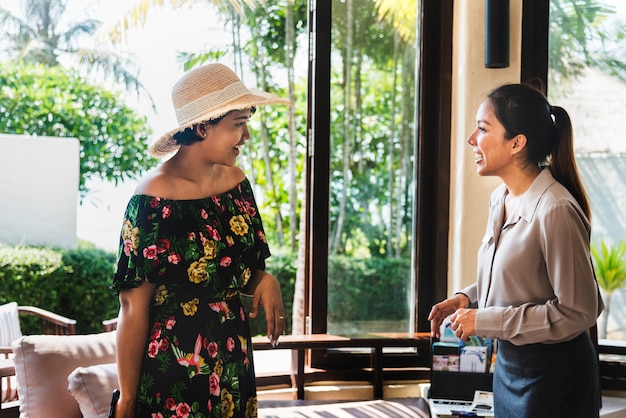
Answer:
[374,0,626,91]
[103,0,258,43]
[0,0,145,95]
[591,240,626,339]
[375,0,416,45]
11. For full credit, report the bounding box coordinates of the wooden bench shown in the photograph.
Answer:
[252,332,431,399]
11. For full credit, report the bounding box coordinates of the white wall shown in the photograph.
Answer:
[0,134,79,249]
[448,0,523,293]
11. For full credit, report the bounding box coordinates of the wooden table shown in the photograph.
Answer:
[252,333,430,399]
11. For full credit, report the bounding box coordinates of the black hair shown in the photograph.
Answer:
[172,107,256,146]
[487,81,591,220]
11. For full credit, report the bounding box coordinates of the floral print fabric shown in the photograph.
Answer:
[112,179,269,418]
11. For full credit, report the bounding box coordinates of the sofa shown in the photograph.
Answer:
[8,331,433,418]
[11,332,118,418]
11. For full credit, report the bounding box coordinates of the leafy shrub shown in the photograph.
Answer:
[0,244,64,310]
[0,243,298,337]
[1,244,412,337]
[58,248,119,333]
[328,255,411,322]
[0,244,118,334]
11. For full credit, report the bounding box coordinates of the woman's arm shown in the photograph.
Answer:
[243,270,285,346]
[114,281,155,418]
[476,202,600,344]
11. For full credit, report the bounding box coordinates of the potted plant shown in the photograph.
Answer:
[591,239,626,339]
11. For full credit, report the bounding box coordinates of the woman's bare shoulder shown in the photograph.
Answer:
[226,166,246,185]
[134,168,174,197]
[133,165,246,199]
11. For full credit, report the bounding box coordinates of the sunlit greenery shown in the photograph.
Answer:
[0,63,157,197]
[591,240,626,337]
[1,0,624,335]
[0,0,146,96]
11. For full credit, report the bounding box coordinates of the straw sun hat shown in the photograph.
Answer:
[149,63,290,156]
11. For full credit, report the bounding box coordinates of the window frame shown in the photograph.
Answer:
[304,0,453,369]
[302,0,618,377]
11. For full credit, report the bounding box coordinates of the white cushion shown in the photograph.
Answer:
[0,302,22,346]
[67,363,118,418]
[12,331,116,418]
[1,302,22,404]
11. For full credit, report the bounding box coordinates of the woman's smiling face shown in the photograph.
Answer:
[467,99,517,178]
[203,109,252,166]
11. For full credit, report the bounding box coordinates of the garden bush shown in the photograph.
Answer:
[0,244,298,336]
[0,243,118,334]
[328,255,411,322]
[1,244,410,337]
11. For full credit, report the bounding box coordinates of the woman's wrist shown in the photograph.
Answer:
[241,269,265,296]
[454,292,471,309]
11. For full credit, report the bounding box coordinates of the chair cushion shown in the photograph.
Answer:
[0,302,22,346]
[12,331,116,418]
[67,363,118,418]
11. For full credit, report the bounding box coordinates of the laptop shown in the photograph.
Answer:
[428,369,494,416]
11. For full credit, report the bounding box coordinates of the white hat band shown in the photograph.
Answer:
[175,81,251,125]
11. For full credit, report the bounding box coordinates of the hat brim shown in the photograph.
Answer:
[149,89,290,157]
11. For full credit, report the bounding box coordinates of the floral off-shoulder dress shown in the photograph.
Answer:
[111,178,269,418]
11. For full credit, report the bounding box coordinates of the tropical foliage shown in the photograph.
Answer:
[1,0,625,336]
[0,63,157,197]
[0,0,146,95]
[0,243,118,334]
[591,240,626,338]
[549,0,626,87]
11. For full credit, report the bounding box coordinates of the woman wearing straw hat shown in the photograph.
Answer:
[111,63,290,418]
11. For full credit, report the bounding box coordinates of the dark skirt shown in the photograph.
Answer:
[494,332,600,418]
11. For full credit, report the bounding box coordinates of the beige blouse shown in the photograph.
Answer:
[460,168,604,345]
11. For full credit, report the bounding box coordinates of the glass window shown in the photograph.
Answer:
[323,0,418,336]
[548,0,626,341]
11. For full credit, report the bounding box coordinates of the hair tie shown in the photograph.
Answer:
[549,105,556,124]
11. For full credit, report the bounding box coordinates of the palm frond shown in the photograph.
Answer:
[178,49,229,71]
[102,0,262,45]
[75,47,155,107]
[375,0,416,45]
[591,240,626,293]
[61,19,102,50]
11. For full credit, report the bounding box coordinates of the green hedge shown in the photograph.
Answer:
[0,244,298,336]
[0,244,118,334]
[328,255,411,322]
[0,244,410,337]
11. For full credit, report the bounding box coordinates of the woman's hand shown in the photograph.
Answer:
[428,293,471,338]
[449,308,477,341]
[247,271,285,347]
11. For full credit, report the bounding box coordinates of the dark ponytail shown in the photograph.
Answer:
[487,83,591,220]
[550,105,591,220]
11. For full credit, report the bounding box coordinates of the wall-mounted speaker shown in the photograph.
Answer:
[485,0,510,68]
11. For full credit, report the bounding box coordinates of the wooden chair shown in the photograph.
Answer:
[101,317,118,332]
[1,304,76,417]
